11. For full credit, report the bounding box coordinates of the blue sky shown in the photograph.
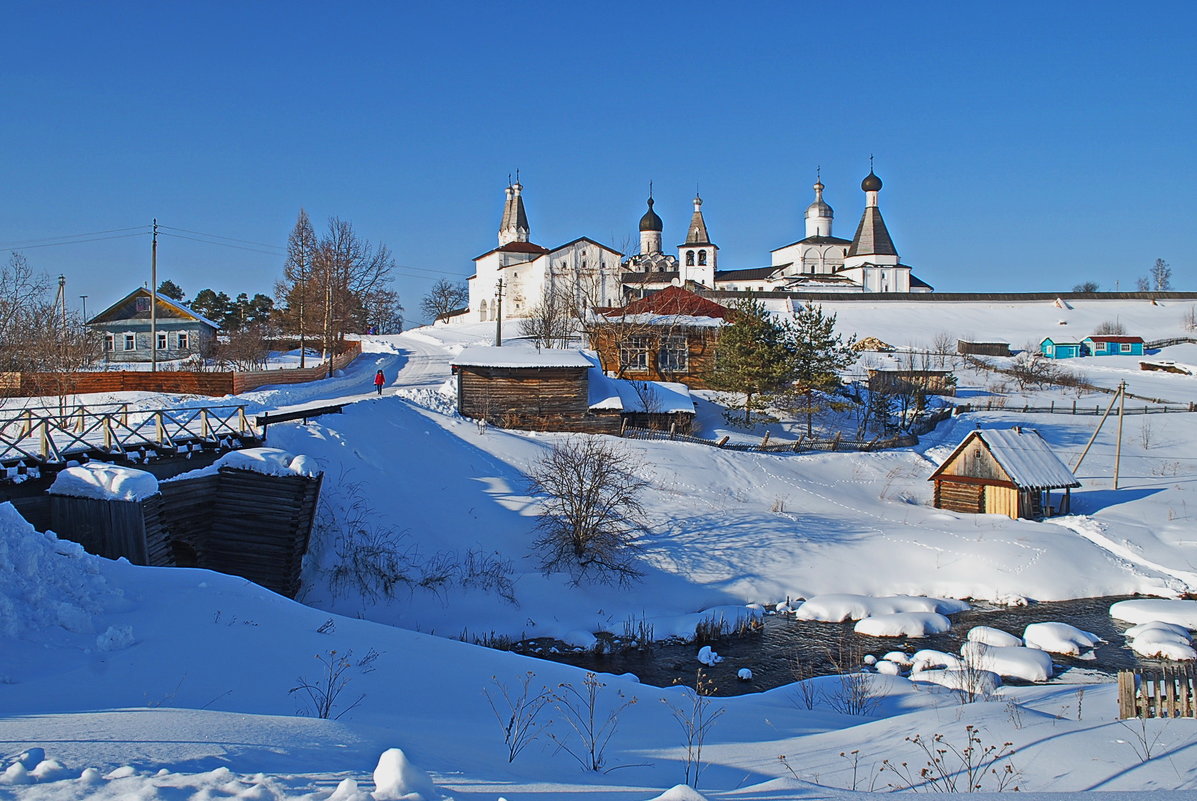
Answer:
[2,1,1193,323]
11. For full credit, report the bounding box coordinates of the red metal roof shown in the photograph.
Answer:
[602,286,732,319]
[1086,335,1144,344]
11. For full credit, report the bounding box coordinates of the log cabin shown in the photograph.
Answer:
[588,286,730,388]
[929,427,1079,519]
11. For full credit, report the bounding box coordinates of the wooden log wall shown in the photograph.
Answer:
[458,367,590,423]
[933,479,985,514]
[157,469,321,597]
[589,326,719,388]
[1118,667,1197,719]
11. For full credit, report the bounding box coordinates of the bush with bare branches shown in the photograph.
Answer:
[527,437,649,585]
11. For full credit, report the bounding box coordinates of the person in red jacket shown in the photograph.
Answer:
[373,369,385,395]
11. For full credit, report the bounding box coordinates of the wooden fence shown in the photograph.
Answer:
[1118,667,1197,719]
[622,425,919,454]
[956,399,1196,415]
[5,341,362,398]
[1145,336,1197,349]
[0,402,257,465]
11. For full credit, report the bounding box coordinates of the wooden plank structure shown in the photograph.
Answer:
[13,465,321,598]
[1118,667,1197,719]
[867,368,957,397]
[154,468,323,597]
[929,427,1080,519]
[957,340,1011,357]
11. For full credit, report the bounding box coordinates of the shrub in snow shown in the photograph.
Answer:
[737,668,753,681]
[876,660,903,676]
[30,759,69,781]
[966,625,1023,648]
[883,651,913,666]
[696,645,722,666]
[1022,622,1102,655]
[960,642,1054,682]
[548,672,637,772]
[911,650,964,672]
[527,437,649,586]
[910,667,1002,697]
[853,612,952,638]
[372,748,438,801]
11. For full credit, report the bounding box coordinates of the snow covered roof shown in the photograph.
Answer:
[49,462,159,501]
[593,312,725,328]
[451,346,593,369]
[933,428,1080,490]
[586,368,695,414]
[88,287,222,330]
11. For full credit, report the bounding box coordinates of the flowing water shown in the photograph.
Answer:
[514,595,1163,697]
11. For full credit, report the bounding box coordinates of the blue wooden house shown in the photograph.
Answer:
[1039,337,1082,359]
[88,287,220,364]
[1082,335,1145,357]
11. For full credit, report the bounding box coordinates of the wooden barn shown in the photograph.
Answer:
[957,340,1011,357]
[589,286,730,388]
[450,346,695,433]
[929,427,1079,519]
[451,347,620,433]
[867,367,956,396]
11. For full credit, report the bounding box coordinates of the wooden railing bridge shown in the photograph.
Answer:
[0,402,259,467]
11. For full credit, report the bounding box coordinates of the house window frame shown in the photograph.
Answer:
[177,332,190,350]
[135,297,150,312]
[619,335,652,371]
[1120,342,1132,353]
[104,333,115,352]
[157,332,168,350]
[657,334,688,373]
[123,333,136,351]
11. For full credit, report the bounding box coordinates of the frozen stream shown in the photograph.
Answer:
[514,595,1164,697]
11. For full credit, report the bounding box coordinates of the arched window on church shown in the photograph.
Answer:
[479,299,488,321]
[686,250,695,266]
[698,250,707,266]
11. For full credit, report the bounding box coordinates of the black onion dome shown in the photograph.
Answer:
[861,171,883,192]
[639,197,663,232]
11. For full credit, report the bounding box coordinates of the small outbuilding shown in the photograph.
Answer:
[957,340,1011,357]
[1039,337,1082,359]
[450,346,695,433]
[867,367,956,397]
[929,427,1080,519]
[1082,335,1145,357]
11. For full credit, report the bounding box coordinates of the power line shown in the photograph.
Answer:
[3,232,149,250]
[156,231,285,256]
[0,225,148,248]
[156,225,286,252]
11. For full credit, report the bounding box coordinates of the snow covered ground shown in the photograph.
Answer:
[4,299,1197,799]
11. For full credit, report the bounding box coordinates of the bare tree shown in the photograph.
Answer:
[519,285,575,349]
[527,437,649,585]
[209,323,271,370]
[1093,319,1127,335]
[1072,281,1100,292]
[420,279,468,324]
[1149,258,1172,291]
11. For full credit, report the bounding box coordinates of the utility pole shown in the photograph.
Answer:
[1114,380,1127,489]
[150,218,158,372]
[494,278,504,346]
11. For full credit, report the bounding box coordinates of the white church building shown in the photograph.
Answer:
[467,168,931,324]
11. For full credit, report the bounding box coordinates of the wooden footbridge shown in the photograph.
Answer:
[0,402,261,467]
[0,399,354,472]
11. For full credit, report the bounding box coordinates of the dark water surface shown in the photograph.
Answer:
[514,595,1163,697]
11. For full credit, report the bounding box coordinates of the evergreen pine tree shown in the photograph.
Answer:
[784,302,857,436]
[706,296,792,425]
